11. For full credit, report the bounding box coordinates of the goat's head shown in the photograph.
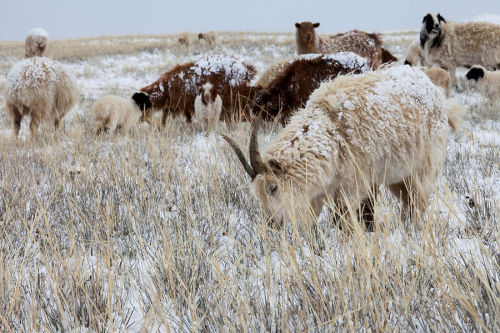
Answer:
[420,13,446,47]
[252,87,282,121]
[295,21,320,45]
[465,65,485,82]
[132,92,153,122]
[222,117,289,227]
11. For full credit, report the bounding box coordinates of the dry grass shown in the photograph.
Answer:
[0,32,498,332]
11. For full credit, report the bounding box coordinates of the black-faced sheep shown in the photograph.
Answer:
[4,57,78,139]
[294,22,397,68]
[198,31,217,48]
[252,52,369,124]
[466,65,500,108]
[92,94,145,134]
[193,82,222,130]
[223,66,464,230]
[25,28,48,58]
[420,13,500,85]
[134,55,256,126]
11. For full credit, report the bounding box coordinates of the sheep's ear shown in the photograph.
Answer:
[437,13,446,23]
[295,23,301,28]
[268,159,284,176]
[422,13,432,24]
[313,22,320,28]
[132,92,152,111]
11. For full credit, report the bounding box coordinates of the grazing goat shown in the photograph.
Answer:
[466,65,500,108]
[294,22,396,68]
[134,55,256,126]
[420,13,500,85]
[252,52,369,124]
[198,31,217,48]
[25,28,48,58]
[404,40,426,66]
[4,57,78,139]
[193,82,222,130]
[223,66,464,230]
[92,94,144,134]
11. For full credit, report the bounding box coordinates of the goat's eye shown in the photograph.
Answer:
[266,183,278,196]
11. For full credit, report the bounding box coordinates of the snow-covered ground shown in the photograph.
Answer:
[0,31,498,331]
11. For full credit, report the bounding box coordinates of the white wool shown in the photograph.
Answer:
[92,95,141,134]
[27,28,48,39]
[190,55,249,87]
[4,57,78,137]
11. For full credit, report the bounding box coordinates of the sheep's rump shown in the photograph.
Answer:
[5,57,77,120]
[141,55,256,122]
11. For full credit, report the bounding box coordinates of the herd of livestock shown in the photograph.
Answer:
[1,13,499,230]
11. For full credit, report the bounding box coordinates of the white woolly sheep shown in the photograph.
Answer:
[198,30,217,48]
[223,66,464,231]
[178,32,193,47]
[4,57,78,139]
[92,94,144,134]
[423,67,452,98]
[404,40,426,66]
[25,28,48,58]
[420,13,500,85]
[466,65,500,108]
[193,82,222,131]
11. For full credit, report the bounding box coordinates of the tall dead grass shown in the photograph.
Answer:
[0,32,498,332]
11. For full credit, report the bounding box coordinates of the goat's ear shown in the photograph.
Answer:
[313,22,320,28]
[295,22,301,28]
[268,159,284,176]
[437,13,446,23]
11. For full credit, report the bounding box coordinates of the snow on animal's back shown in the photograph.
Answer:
[5,57,75,105]
[296,52,370,72]
[186,55,256,91]
[303,65,448,157]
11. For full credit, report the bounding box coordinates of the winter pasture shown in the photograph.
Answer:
[0,30,499,331]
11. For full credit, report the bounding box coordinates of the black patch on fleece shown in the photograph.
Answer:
[419,27,429,48]
[404,60,411,66]
[466,67,485,81]
[422,14,434,34]
[132,92,152,111]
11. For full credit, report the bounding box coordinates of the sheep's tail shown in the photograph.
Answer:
[444,98,466,132]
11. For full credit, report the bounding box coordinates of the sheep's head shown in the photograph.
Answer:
[295,22,319,43]
[252,88,282,121]
[466,66,485,82]
[420,13,446,47]
[200,82,219,105]
[132,92,153,122]
[222,118,289,227]
[198,33,204,39]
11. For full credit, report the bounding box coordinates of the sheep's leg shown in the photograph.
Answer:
[359,186,379,232]
[29,114,40,139]
[448,65,457,87]
[389,181,411,220]
[389,179,429,222]
[10,105,22,139]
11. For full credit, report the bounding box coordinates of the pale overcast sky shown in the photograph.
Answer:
[0,0,499,40]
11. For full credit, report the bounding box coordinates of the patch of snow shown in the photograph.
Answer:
[469,13,500,25]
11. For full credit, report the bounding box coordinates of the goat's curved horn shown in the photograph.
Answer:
[221,134,255,178]
[249,116,266,175]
